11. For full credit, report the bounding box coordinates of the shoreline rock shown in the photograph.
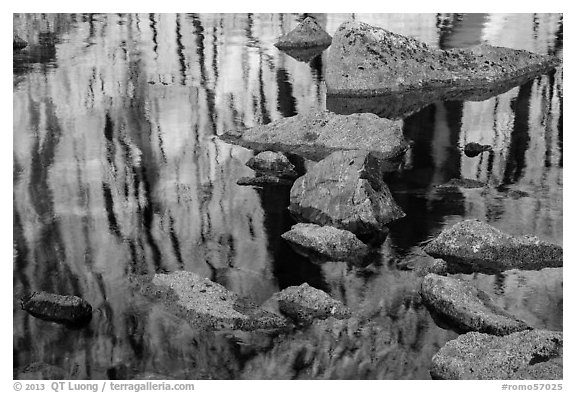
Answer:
[246,151,298,179]
[21,291,92,326]
[275,17,332,49]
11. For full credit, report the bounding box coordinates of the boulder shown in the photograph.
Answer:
[281,223,369,263]
[221,110,408,167]
[431,330,563,380]
[245,151,298,179]
[464,142,492,157]
[395,248,447,276]
[420,274,530,335]
[13,34,28,50]
[263,283,351,324]
[435,178,486,189]
[423,220,563,273]
[133,271,289,331]
[275,17,332,49]
[289,150,405,236]
[326,21,560,97]
[21,291,92,326]
[237,176,293,187]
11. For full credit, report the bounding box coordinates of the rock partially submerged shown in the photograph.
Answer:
[289,150,405,237]
[464,142,492,157]
[21,291,92,326]
[221,110,408,166]
[281,223,369,263]
[263,283,351,324]
[13,34,28,50]
[423,220,563,273]
[395,248,447,276]
[237,176,293,187]
[134,271,289,331]
[326,21,560,97]
[246,151,298,179]
[431,330,563,380]
[275,17,332,49]
[421,274,530,335]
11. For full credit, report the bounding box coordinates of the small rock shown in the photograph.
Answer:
[435,178,486,189]
[281,223,369,263]
[420,274,530,335]
[263,283,351,324]
[275,17,332,49]
[237,176,293,187]
[245,151,298,179]
[464,142,492,157]
[21,291,92,326]
[396,248,448,276]
[13,34,28,50]
[423,220,563,273]
[431,330,563,380]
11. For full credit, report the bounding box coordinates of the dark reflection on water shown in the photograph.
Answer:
[13,13,562,379]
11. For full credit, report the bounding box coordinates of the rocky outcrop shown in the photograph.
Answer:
[395,248,447,276]
[246,151,298,179]
[464,142,492,157]
[263,283,351,324]
[289,150,405,237]
[133,271,289,331]
[221,110,408,166]
[275,17,332,49]
[431,330,563,380]
[423,220,563,273]
[281,223,369,263]
[237,175,293,187]
[326,21,560,97]
[21,291,92,325]
[421,274,530,335]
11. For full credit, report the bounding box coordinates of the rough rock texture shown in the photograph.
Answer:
[134,271,289,331]
[13,34,28,50]
[263,283,351,324]
[423,220,563,273]
[435,178,486,189]
[289,150,405,236]
[431,330,563,380]
[237,175,293,186]
[246,151,298,179]
[221,110,408,166]
[21,291,92,325]
[275,17,332,49]
[396,248,448,276]
[326,21,560,96]
[281,223,369,263]
[464,142,492,157]
[421,274,530,335]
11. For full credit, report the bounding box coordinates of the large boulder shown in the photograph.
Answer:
[281,223,369,263]
[220,110,408,166]
[133,271,289,331]
[431,330,563,380]
[423,220,563,273]
[289,150,405,236]
[245,151,298,179]
[420,274,530,335]
[326,21,560,97]
[263,283,351,324]
[275,17,332,49]
[21,291,92,326]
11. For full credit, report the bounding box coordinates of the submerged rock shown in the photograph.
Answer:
[246,151,298,179]
[281,223,369,263]
[423,220,563,273]
[263,283,351,324]
[464,142,492,157]
[13,34,28,50]
[21,291,92,326]
[281,46,326,63]
[435,178,486,189]
[326,21,560,97]
[221,110,408,167]
[133,271,289,331]
[289,150,405,237]
[275,17,332,49]
[237,175,293,187]
[420,274,530,335]
[396,248,447,276]
[431,330,563,380]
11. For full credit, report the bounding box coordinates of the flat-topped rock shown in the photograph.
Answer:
[289,150,405,237]
[246,151,298,179]
[133,271,289,331]
[423,220,563,273]
[431,330,563,380]
[221,110,408,166]
[326,21,560,97]
[421,274,530,335]
[281,223,369,263]
[21,291,92,326]
[275,17,332,49]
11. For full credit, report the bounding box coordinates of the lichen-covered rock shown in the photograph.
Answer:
[221,110,408,166]
[246,151,298,179]
[275,17,332,49]
[289,150,405,236]
[421,274,530,335]
[431,330,563,380]
[133,271,289,331]
[21,291,92,325]
[263,283,351,324]
[396,248,447,276]
[326,21,560,96]
[237,175,293,187]
[281,223,369,263]
[423,220,563,273]
[464,142,492,157]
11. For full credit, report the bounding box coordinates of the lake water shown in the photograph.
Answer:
[13,13,563,379]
